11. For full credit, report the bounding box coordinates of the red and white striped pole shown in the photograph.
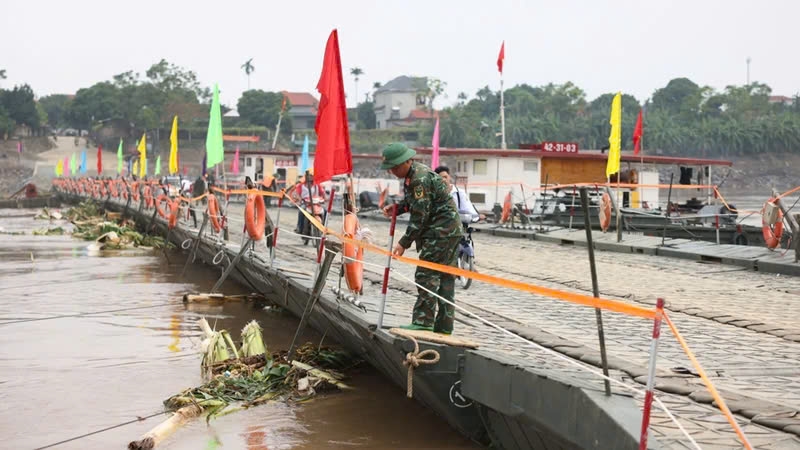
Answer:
[377,204,399,330]
[639,297,665,450]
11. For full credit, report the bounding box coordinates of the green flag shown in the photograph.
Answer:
[70,153,77,175]
[117,139,123,174]
[206,83,224,168]
[155,155,161,176]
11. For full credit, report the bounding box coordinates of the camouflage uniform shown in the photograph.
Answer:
[397,162,463,333]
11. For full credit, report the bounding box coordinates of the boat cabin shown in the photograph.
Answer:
[414,144,733,212]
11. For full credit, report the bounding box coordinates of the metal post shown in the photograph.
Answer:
[639,298,665,450]
[211,238,251,293]
[377,204,399,330]
[287,241,338,361]
[270,192,284,266]
[715,214,720,245]
[181,213,208,276]
[661,173,674,247]
[500,77,506,150]
[579,188,611,396]
[568,185,577,231]
[616,178,623,243]
[539,174,549,231]
[316,191,337,264]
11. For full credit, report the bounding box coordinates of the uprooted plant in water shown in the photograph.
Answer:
[59,201,172,249]
[127,318,361,450]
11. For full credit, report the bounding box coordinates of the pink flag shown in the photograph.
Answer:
[431,117,440,169]
[64,156,70,176]
[17,141,22,154]
[232,147,240,175]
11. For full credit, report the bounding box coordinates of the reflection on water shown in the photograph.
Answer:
[0,209,479,450]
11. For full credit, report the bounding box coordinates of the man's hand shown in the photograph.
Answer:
[392,243,405,257]
[382,204,394,218]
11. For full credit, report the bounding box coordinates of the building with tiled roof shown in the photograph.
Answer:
[281,91,319,130]
[373,76,435,129]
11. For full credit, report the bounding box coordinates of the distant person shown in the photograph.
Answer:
[434,166,481,223]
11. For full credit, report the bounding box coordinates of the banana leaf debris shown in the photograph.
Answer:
[128,318,360,450]
[38,201,173,249]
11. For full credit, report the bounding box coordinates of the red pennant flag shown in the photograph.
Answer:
[96,145,103,174]
[313,29,352,184]
[633,109,643,155]
[497,41,505,74]
[281,95,287,112]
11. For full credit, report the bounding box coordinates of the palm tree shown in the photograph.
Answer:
[350,67,364,107]
[241,59,255,90]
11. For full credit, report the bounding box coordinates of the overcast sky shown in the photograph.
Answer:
[2,0,798,109]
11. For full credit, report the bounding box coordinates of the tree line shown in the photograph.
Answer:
[422,78,800,157]
[3,60,799,158]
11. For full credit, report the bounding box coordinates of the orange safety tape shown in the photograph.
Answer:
[776,185,800,201]
[713,188,762,215]
[663,312,752,450]
[211,186,283,198]
[286,195,656,320]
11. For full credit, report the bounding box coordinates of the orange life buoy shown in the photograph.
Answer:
[500,191,512,223]
[167,200,179,229]
[762,198,784,250]
[599,192,612,232]
[245,193,266,241]
[156,194,170,218]
[207,193,222,233]
[343,213,364,294]
[143,186,154,209]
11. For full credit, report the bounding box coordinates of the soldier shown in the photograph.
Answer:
[380,143,462,335]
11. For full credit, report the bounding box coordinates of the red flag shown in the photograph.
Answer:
[96,145,103,174]
[313,29,352,183]
[281,95,287,112]
[497,41,505,74]
[633,109,643,155]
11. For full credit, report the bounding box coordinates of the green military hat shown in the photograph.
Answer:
[380,142,416,170]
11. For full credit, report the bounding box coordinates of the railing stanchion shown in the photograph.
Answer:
[639,297,665,450]
[377,204,399,331]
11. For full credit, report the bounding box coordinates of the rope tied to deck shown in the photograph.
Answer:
[401,335,440,399]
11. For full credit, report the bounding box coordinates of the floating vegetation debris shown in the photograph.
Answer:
[32,227,65,236]
[127,318,361,450]
[59,201,172,250]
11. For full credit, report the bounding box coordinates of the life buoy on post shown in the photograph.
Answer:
[343,213,364,294]
[599,192,612,232]
[245,193,266,241]
[207,193,222,233]
[156,194,170,218]
[143,186,154,209]
[501,191,512,223]
[167,200,179,229]
[762,198,784,250]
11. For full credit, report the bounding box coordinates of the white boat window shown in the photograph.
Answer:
[469,192,486,204]
[473,160,487,175]
[523,160,538,171]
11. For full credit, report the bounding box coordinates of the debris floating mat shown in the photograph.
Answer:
[389,328,480,349]
[127,318,360,450]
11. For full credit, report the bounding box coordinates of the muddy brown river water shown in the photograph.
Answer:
[0,209,479,450]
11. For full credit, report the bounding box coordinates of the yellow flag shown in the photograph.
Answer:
[137,132,147,178]
[56,159,63,176]
[133,160,139,176]
[169,116,179,175]
[606,92,622,178]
